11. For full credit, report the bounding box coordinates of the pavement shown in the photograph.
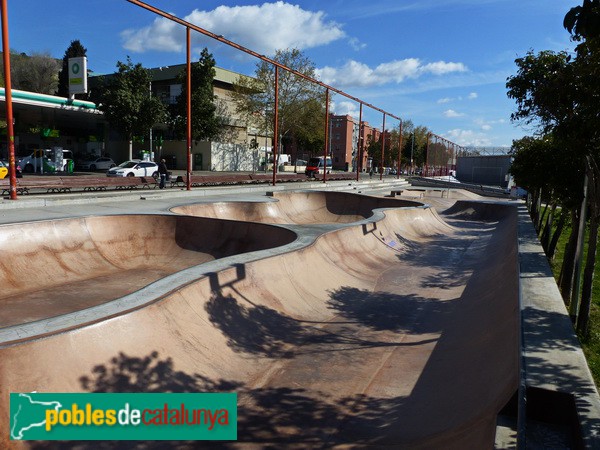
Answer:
[0,178,598,449]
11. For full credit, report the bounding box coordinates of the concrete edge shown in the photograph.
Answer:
[517,203,600,447]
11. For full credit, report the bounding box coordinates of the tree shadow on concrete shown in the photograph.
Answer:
[205,293,303,359]
[29,351,408,450]
[205,287,439,359]
[326,286,452,335]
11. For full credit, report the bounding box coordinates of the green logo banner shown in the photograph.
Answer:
[10,393,237,441]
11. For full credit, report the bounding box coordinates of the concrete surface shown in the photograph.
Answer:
[0,180,597,448]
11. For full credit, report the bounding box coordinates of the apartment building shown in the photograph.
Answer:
[328,114,383,172]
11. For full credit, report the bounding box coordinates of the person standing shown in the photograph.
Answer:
[158,159,169,189]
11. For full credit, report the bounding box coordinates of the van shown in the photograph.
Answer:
[305,156,332,177]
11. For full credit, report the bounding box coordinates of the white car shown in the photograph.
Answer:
[79,157,116,171]
[19,154,57,173]
[106,160,159,178]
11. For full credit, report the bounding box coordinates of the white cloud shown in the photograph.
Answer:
[445,128,492,147]
[468,92,478,100]
[474,117,505,131]
[348,37,367,51]
[331,100,358,117]
[443,109,465,118]
[423,61,467,75]
[316,58,467,88]
[121,16,183,52]
[437,97,453,104]
[121,2,346,55]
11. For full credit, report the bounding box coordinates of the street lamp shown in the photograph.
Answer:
[411,132,414,175]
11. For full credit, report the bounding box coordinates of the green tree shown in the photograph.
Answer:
[0,51,59,94]
[506,50,586,312]
[510,134,583,261]
[232,48,326,158]
[563,0,600,335]
[507,1,600,334]
[98,58,166,160]
[171,48,222,143]
[398,122,429,170]
[57,40,87,98]
[507,50,575,133]
[367,139,381,170]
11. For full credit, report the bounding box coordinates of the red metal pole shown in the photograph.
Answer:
[186,27,192,191]
[126,0,402,124]
[272,65,279,186]
[425,132,430,177]
[323,88,329,183]
[1,0,16,200]
[397,121,403,179]
[380,113,386,181]
[356,102,363,182]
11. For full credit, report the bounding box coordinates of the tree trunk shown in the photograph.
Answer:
[547,209,566,260]
[559,208,580,304]
[530,189,539,227]
[569,172,588,321]
[577,155,600,336]
[538,199,550,235]
[577,211,598,336]
[541,202,556,253]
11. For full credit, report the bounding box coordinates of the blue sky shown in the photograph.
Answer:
[7,0,576,147]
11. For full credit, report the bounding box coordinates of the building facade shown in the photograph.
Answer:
[111,64,272,171]
[326,114,383,172]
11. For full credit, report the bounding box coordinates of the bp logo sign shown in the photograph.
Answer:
[68,57,88,95]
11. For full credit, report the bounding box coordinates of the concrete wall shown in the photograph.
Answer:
[456,155,511,187]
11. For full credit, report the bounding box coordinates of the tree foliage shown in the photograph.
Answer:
[172,48,221,142]
[232,48,326,155]
[0,51,59,94]
[506,0,600,335]
[564,0,600,41]
[506,50,575,135]
[57,40,87,98]
[98,58,166,159]
[398,121,429,168]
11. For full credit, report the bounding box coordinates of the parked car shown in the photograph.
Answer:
[305,156,332,177]
[106,160,159,178]
[79,157,116,171]
[18,154,57,174]
[0,160,23,178]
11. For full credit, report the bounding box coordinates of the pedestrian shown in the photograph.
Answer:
[158,159,168,189]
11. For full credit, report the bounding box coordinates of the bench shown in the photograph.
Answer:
[170,175,185,187]
[391,189,424,198]
[139,177,159,189]
[0,180,30,196]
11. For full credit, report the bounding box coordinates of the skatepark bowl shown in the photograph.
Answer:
[0,191,520,448]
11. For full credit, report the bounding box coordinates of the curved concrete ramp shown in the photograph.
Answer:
[0,198,519,448]
[0,215,296,329]
[171,190,423,224]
